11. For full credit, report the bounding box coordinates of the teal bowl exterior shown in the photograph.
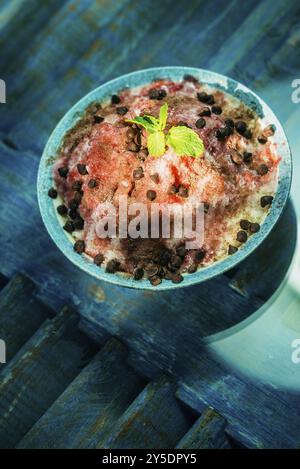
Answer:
[37,67,292,290]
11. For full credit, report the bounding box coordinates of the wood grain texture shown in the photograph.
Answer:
[18,339,145,449]
[0,274,51,363]
[176,357,300,449]
[99,376,193,449]
[0,306,98,448]
[176,407,230,449]
[0,0,300,449]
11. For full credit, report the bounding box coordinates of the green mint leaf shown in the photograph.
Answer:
[147,131,166,157]
[143,115,161,129]
[166,126,205,157]
[126,103,169,134]
[125,116,158,133]
[158,103,168,130]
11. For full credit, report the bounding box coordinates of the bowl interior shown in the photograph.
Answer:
[37,67,292,290]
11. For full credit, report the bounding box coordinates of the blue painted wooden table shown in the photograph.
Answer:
[1,0,300,449]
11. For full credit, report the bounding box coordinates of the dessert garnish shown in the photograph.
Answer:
[127,103,205,158]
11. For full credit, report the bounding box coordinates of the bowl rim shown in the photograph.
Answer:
[37,66,292,290]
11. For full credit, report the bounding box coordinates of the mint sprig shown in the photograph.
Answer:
[126,103,205,158]
[166,126,205,157]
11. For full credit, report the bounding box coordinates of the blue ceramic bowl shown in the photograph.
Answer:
[37,67,292,290]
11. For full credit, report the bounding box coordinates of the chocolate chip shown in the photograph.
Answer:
[94,115,104,123]
[178,185,189,198]
[94,253,104,266]
[63,220,75,233]
[212,105,222,115]
[57,204,68,216]
[199,107,211,117]
[168,184,179,195]
[240,219,250,230]
[204,202,210,213]
[243,129,252,140]
[58,166,69,178]
[195,118,206,129]
[197,91,209,103]
[88,179,98,189]
[228,245,238,255]
[150,275,162,286]
[126,127,137,140]
[235,121,247,135]
[69,208,78,220]
[258,136,268,144]
[111,94,121,104]
[127,142,140,152]
[243,151,252,163]
[69,198,79,210]
[225,118,234,129]
[116,106,128,115]
[225,124,234,136]
[183,74,198,83]
[133,267,144,280]
[149,88,167,100]
[195,250,205,262]
[197,92,214,104]
[74,240,85,254]
[77,163,88,175]
[187,264,197,273]
[257,164,268,175]
[72,180,83,191]
[147,190,156,201]
[260,195,273,207]
[138,149,149,161]
[216,128,228,140]
[249,222,260,233]
[133,167,144,180]
[237,230,248,243]
[73,216,84,230]
[73,190,83,203]
[171,273,183,284]
[106,259,120,273]
[231,150,243,165]
[150,173,159,184]
[48,188,57,199]
[178,121,192,128]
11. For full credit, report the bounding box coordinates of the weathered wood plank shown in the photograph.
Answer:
[1,0,266,154]
[176,407,230,449]
[99,376,193,449]
[18,339,145,449]
[0,306,98,448]
[175,352,300,449]
[0,273,51,363]
[209,0,299,80]
[0,0,65,68]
